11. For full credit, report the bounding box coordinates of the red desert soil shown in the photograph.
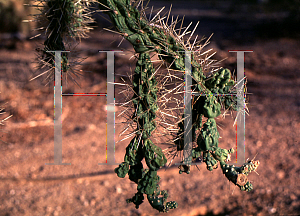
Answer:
[0,29,299,216]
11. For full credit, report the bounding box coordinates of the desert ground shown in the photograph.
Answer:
[0,1,299,215]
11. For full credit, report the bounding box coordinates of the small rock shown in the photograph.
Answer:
[290,194,297,200]
[268,207,276,214]
[88,124,96,130]
[80,195,85,202]
[14,151,20,158]
[116,185,122,194]
[10,189,15,195]
[189,205,207,215]
[291,201,298,207]
[33,148,41,153]
[168,178,174,184]
[83,200,89,207]
[46,206,52,212]
[256,140,262,147]
[90,199,96,207]
[276,170,285,180]
[67,198,73,204]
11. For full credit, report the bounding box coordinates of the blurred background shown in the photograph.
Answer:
[0,0,299,215]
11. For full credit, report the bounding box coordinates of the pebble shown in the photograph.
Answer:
[77,179,83,184]
[14,151,20,158]
[268,207,276,214]
[90,199,96,207]
[267,125,273,131]
[256,140,262,147]
[290,194,297,200]
[88,124,96,131]
[84,200,89,207]
[80,195,85,202]
[116,185,122,194]
[276,170,285,180]
[190,205,207,215]
[10,189,15,195]
[46,206,52,212]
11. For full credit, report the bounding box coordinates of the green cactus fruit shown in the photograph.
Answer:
[128,162,143,184]
[126,191,144,209]
[114,162,130,178]
[124,137,144,166]
[220,160,259,192]
[197,118,220,152]
[137,170,160,195]
[211,146,234,162]
[178,164,191,174]
[240,181,253,192]
[203,151,218,171]
[143,139,167,171]
[203,95,221,118]
[205,68,234,92]
[147,187,178,212]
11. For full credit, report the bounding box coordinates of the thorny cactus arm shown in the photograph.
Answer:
[99,0,178,212]
[114,51,177,212]
[30,0,95,83]
[98,0,259,212]
[220,159,260,192]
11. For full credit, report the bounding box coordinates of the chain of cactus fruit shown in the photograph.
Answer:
[31,0,260,213]
[98,0,259,212]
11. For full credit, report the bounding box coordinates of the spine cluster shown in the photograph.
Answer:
[31,0,95,83]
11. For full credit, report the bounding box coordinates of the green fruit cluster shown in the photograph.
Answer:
[98,0,259,212]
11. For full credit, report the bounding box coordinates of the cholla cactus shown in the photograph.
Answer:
[30,0,259,212]
[28,0,96,85]
[98,0,259,212]
[220,159,260,192]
